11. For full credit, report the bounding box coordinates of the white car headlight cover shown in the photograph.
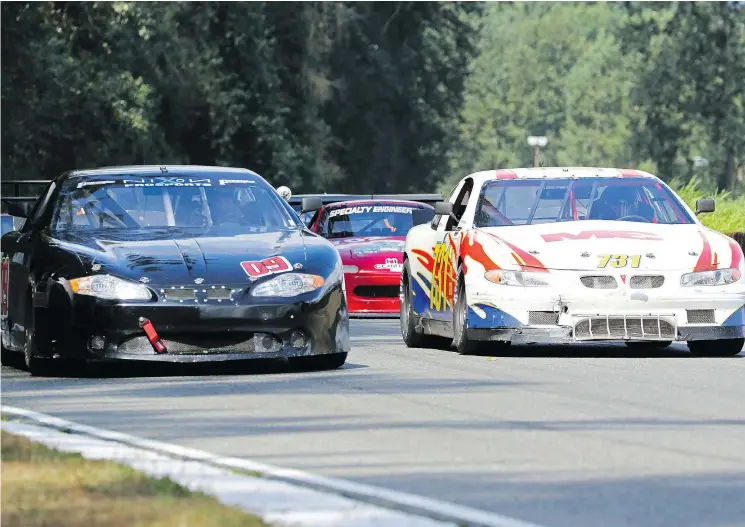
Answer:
[250,273,325,297]
[70,274,153,300]
[680,268,741,287]
[484,270,549,287]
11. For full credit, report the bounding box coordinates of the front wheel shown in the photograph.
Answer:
[452,276,480,355]
[688,338,744,357]
[24,303,52,376]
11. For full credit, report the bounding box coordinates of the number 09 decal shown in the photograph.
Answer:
[598,254,642,269]
[241,256,292,279]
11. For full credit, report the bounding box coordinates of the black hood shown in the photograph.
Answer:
[50,227,316,286]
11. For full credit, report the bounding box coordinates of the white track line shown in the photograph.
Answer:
[1,405,545,527]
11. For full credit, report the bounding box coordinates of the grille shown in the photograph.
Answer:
[580,276,618,289]
[529,311,559,325]
[118,332,280,355]
[630,275,665,289]
[573,315,676,341]
[206,288,234,300]
[687,309,716,324]
[353,285,399,298]
[164,288,196,301]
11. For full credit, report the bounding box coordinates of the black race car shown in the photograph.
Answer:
[0,165,350,375]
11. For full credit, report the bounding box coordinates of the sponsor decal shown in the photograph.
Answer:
[219,179,255,185]
[430,240,456,311]
[328,205,415,218]
[541,230,663,243]
[122,177,213,187]
[374,258,403,272]
[241,256,292,280]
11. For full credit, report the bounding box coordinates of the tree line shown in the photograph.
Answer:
[2,2,743,195]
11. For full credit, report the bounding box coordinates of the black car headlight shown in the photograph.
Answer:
[70,274,153,300]
[250,273,326,297]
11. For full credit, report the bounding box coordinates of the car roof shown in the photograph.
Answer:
[468,167,660,185]
[63,165,259,179]
[326,199,434,209]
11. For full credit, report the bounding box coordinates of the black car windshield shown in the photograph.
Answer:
[474,177,695,227]
[324,204,435,239]
[51,175,299,233]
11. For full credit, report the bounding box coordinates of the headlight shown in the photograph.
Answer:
[680,268,741,287]
[484,270,549,287]
[250,273,325,297]
[70,274,153,300]
[343,265,359,274]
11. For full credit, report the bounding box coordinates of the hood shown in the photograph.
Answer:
[329,236,406,270]
[476,221,738,272]
[52,228,308,286]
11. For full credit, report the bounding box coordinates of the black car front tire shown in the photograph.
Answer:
[24,302,52,376]
[289,352,347,371]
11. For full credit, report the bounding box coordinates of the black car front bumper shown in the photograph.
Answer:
[57,284,349,363]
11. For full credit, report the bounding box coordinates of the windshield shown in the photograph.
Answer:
[324,204,435,239]
[474,178,694,227]
[51,175,299,234]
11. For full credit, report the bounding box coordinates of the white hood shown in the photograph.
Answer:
[477,221,737,272]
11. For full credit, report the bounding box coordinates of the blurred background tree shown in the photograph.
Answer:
[2,1,743,198]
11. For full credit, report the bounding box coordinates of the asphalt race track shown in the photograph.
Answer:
[2,320,744,527]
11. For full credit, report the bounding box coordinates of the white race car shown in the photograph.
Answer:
[400,167,745,356]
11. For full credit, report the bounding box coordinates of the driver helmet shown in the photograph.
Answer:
[598,186,641,219]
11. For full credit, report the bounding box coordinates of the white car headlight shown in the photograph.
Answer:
[250,273,325,297]
[70,274,153,300]
[484,270,549,287]
[680,268,741,287]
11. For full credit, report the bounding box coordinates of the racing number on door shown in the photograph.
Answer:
[598,254,641,269]
[241,256,292,279]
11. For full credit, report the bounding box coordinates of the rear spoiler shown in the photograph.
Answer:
[287,193,443,212]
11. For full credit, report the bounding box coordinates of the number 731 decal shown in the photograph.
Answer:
[598,254,642,268]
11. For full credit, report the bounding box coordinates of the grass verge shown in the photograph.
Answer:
[1,429,269,527]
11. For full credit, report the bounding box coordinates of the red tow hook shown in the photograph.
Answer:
[139,317,167,353]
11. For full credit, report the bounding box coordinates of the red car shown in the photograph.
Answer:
[304,199,435,316]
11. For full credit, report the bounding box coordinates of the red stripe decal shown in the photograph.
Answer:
[461,232,500,275]
[693,232,716,272]
[730,238,743,269]
[485,232,549,272]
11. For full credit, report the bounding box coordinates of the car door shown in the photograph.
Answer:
[4,181,56,349]
[417,177,474,322]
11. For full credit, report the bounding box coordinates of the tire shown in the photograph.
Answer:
[1,342,16,367]
[289,352,347,371]
[688,338,744,357]
[23,300,52,376]
[625,341,672,350]
[452,274,480,355]
[400,261,440,348]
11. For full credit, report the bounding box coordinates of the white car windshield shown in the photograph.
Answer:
[51,175,299,233]
[474,178,695,227]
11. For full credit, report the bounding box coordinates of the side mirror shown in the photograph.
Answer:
[3,200,31,219]
[695,198,715,215]
[301,197,323,213]
[434,202,453,216]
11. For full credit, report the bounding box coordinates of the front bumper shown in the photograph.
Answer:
[466,280,745,344]
[344,270,401,315]
[59,284,350,362]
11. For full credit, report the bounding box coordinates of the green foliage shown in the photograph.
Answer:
[1,2,478,193]
[670,177,745,234]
